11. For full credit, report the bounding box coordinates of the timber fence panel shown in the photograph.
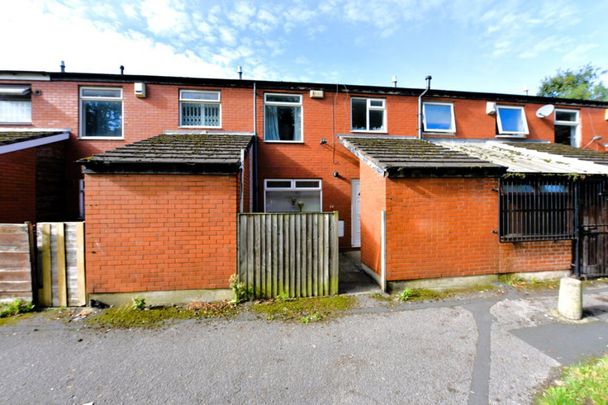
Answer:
[36,222,86,307]
[237,212,339,299]
[0,224,34,302]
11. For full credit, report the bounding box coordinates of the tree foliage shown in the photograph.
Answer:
[537,64,608,101]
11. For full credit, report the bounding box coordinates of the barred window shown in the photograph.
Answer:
[499,178,575,242]
[179,90,221,127]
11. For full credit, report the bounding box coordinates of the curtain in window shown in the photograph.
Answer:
[293,107,301,141]
[265,106,280,140]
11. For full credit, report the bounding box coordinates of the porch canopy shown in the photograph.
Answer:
[339,135,505,177]
[0,129,70,155]
[80,132,254,174]
[432,140,608,175]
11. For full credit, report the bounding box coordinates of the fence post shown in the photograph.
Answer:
[330,211,339,295]
[39,224,52,307]
[75,222,86,306]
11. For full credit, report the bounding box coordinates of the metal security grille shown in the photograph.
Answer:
[579,179,608,278]
[180,102,220,127]
[499,178,575,242]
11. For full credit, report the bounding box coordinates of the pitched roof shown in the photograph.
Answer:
[435,140,608,176]
[0,130,67,146]
[505,142,608,166]
[0,129,70,155]
[340,136,505,177]
[80,133,254,174]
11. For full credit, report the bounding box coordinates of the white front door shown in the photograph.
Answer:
[351,180,361,248]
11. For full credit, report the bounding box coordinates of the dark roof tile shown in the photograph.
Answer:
[341,136,505,177]
[0,130,66,146]
[80,133,253,173]
[505,142,608,166]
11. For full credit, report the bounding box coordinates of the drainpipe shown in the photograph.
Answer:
[252,81,258,211]
[239,148,245,213]
[417,75,432,139]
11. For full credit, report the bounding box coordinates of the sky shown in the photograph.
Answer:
[1,0,607,95]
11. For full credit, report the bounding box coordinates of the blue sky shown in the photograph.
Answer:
[2,0,607,94]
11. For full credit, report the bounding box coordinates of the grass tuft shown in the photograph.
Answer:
[251,295,357,323]
[0,299,35,326]
[537,355,608,404]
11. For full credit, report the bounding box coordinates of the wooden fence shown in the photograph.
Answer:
[37,222,86,307]
[0,224,35,302]
[238,212,339,298]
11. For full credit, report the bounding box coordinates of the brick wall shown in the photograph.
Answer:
[0,149,36,223]
[85,173,238,293]
[359,163,386,274]
[359,171,572,281]
[2,78,607,245]
[385,177,500,280]
[499,240,572,274]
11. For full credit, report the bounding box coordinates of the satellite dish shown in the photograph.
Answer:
[536,104,555,118]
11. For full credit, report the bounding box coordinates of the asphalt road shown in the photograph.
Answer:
[1,286,607,405]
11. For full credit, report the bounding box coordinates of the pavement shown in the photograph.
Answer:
[1,283,607,404]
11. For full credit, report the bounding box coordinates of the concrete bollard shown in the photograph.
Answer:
[558,276,583,320]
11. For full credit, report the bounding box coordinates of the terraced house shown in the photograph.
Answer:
[1,69,607,303]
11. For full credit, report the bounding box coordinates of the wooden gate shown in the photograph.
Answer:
[237,212,339,298]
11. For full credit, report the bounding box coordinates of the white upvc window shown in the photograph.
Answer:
[179,90,221,127]
[264,93,303,142]
[264,179,322,212]
[0,85,32,124]
[554,109,580,147]
[80,87,123,139]
[496,105,529,137]
[351,97,386,132]
[423,102,456,133]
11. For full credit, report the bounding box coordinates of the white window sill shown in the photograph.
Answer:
[0,122,33,125]
[178,126,222,129]
[79,136,124,141]
[263,140,304,144]
[495,134,528,139]
[423,131,456,136]
[350,130,387,134]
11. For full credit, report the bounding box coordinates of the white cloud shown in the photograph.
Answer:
[563,43,599,64]
[139,0,189,36]
[0,0,232,78]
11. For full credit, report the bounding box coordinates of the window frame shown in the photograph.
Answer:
[422,102,456,133]
[495,105,529,137]
[79,86,124,140]
[0,85,32,124]
[178,89,222,128]
[554,108,581,147]
[263,93,304,143]
[263,178,322,213]
[350,97,387,133]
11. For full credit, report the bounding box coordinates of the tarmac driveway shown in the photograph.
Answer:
[1,285,607,404]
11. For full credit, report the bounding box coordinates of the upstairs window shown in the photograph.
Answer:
[0,85,31,124]
[351,98,386,132]
[496,105,528,136]
[80,87,123,138]
[264,93,302,142]
[554,109,580,147]
[423,102,455,133]
[265,179,322,212]
[179,90,221,127]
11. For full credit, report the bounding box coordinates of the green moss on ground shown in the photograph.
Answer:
[86,301,239,329]
[0,312,35,326]
[251,295,357,323]
[537,355,608,404]
[393,284,498,303]
[498,274,560,290]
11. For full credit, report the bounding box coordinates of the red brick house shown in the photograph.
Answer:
[1,70,607,300]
